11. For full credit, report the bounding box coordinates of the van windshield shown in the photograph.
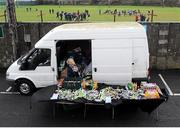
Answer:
[17,48,35,65]
[19,48,51,70]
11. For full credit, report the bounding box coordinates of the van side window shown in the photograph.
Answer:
[23,49,51,70]
[37,49,51,66]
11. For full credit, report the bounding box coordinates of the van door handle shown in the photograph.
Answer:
[94,68,97,72]
[51,67,55,72]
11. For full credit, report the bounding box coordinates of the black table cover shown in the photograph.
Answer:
[31,85,168,113]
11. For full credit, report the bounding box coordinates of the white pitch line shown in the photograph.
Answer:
[158,74,173,96]
[6,86,12,92]
[173,93,180,96]
[0,92,20,95]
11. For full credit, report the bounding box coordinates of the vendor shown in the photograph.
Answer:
[58,57,79,86]
[57,46,93,87]
[58,47,85,86]
[66,57,80,77]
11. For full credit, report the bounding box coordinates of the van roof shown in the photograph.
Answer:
[35,22,147,48]
[54,22,143,30]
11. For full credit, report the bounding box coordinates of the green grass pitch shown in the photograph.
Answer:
[0,5,180,22]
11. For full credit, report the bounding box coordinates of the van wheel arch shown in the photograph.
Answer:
[15,78,36,95]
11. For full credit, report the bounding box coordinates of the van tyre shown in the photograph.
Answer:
[17,79,35,95]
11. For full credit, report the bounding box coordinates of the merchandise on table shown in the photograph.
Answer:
[58,89,76,100]
[144,89,160,99]
[86,90,100,101]
[58,89,86,100]
[125,82,161,99]
[126,83,138,91]
[81,79,98,90]
[142,83,161,99]
[142,82,163,95]
[56,82,162,102]
[99,87,122,101]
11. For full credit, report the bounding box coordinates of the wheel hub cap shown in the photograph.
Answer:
[20,83,30,94]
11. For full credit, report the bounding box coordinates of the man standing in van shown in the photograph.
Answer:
[57,47,83,86]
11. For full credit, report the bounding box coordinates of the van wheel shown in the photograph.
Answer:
[17,79,35,95]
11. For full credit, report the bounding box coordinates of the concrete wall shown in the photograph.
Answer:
[0,23,14,68]
[0,22,180,70]
[145,23,180,69]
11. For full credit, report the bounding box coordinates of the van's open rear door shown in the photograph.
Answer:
[92,39,132,85]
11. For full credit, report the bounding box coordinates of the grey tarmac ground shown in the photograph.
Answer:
[0,69,180,127]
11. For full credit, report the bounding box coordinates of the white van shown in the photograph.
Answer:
[6,22,149,95]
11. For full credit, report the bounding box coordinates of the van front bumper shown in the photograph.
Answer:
[6,79,18,92]
[6,78,15,87]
